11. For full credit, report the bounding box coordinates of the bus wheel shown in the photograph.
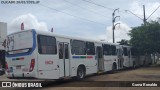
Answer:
[76,66,85,80]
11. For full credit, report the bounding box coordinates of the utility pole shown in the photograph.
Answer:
[112,8,120,43]
[143,5,146,26]
[126,5,160,25]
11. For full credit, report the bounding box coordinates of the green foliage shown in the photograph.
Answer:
[117,39,130,45]
[129,19,160,54]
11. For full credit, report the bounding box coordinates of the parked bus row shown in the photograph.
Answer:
[5,29,152,80]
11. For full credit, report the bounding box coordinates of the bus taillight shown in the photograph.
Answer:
[29,59,35,72]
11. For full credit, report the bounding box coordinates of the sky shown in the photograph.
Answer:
[0,0,160,43]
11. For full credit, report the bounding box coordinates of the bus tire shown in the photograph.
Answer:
[76,66,85,80]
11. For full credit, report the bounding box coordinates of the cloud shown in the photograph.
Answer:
[79,21,132,43]
[8,13,48,34]
[97,35,107,41]
[104,21,131,43]
[130,1,160,21]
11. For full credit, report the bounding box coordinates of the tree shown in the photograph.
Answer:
[117,39,130,45]
[129,19,160,55]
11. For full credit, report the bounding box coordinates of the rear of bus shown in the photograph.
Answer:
[5,29,37,78]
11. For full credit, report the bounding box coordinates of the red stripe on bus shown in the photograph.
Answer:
[19,57,24,60]
[87,56,93,58]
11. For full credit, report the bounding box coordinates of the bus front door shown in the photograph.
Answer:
[58,42,70,78]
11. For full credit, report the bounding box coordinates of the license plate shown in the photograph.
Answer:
[16,66,21,69]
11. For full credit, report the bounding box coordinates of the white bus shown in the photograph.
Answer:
[121,45,133,68]
[5,29,131,80]
[131,48,140,68]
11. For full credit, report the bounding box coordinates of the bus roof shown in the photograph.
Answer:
[8,29,120,46]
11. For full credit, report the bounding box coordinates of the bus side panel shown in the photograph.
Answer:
[85,43,98,75]
[70,56,97,76]
[123,46,132,68]
[70,41,98,77]
[103,56,116,71]
[123,56,129,67]
[123,55,133,67]
[85,55,97,75]
[37,54,59,79]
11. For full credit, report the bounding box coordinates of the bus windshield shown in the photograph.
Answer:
[6,30,34,55]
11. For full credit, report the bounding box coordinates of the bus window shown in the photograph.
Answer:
[86,42,95,55]
[128,49,131,58]
[59,43,63,59]
[103,44,111,55]
[6,30,34,55]
[38,35,57,54]
[71,40,86,55]
[65,44,69,59]
[111,45,116,55]
[123,47,128,56]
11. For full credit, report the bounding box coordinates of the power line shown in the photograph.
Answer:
[125,10,143,20]
[38,3,107,26]
[125,4,160,25]
[146,5,160,20]
[63,0,109,18]
[119,12,133,27]
[81,0,124,13]
[81,0,114,11]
